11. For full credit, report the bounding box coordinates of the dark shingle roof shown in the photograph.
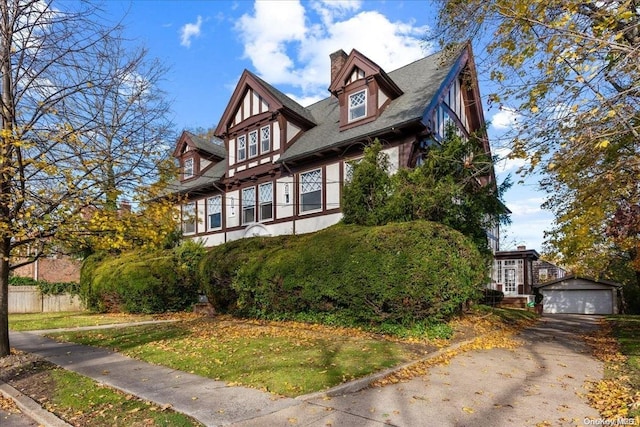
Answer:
[279,48,458,162]
[248,71,316,125]
[184,131,226,159]
[168,160,226,195]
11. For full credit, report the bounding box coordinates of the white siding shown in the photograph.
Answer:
[295,212,342,234]
[276,177,294,219]
[196,199,206,234]
[252,91,260,116]
[229,138,236,166]
[273,123,281,150]
[286,121,301,143]
[226,190,239,228]
[325,162,341,210]
[378,89,388,109]
[243,92,251,120]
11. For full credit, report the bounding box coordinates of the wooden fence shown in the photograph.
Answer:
[9,286,84,313]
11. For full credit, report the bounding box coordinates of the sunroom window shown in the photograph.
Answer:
[182,202,196,234]
[259,182,273,221]
[207,195,222,229]
[242,187,256,224]
[300,169,322,212]
[348,90,366,122]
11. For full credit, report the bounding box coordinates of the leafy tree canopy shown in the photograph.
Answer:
[433,0,640,281]
[342,132,511,256]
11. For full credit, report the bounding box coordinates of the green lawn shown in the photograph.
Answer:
[607,315,640,418]
[8,312,156,331]
[48,316,428,397]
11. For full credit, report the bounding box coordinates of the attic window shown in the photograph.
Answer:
[348,90,366,122]
[183,158,194,179]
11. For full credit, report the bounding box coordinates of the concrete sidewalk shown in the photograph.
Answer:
[8,330,298,426]
[7,314,605,426]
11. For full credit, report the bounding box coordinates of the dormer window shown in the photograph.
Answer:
[183,158,194,179]
[349,90,367,122]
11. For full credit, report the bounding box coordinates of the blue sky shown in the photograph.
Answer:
[101,0,553,252]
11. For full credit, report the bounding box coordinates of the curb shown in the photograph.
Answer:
[296,337,478,401]
[0,380,72,427]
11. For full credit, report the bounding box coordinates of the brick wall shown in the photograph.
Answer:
[13,257,81,283]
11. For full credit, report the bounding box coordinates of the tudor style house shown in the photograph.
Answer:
[170,43,500,251]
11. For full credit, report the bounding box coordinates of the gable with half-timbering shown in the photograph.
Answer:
[169,43,498,249]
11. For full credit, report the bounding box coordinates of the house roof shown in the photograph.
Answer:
[186,132,226,159]
[533,274,622,289]
[494,248,541,261]
[278,47,462,163]
[248,71,317,126]
[168,160,227,195]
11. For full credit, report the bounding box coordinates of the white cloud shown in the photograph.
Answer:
[491,107,520,131]
[235,1,431,98]
[180,16,203,48]
[493,146,527,174]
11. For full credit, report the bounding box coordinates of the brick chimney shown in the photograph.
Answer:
[329,49,348,84]
[517,245,526,251]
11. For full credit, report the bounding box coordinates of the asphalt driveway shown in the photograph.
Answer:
[237,314,603,426]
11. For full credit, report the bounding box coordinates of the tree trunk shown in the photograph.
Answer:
[0,238,10,357]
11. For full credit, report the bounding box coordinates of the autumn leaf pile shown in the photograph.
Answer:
[583,320,640,422]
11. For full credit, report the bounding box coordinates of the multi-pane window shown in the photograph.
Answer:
[249,130,258,158]
[300,169,322,212]
[207,196,222,229]
[182,202,196,234]
[348,90,366,121]
[260,126,270,153]
[259,182,273,221]
[237,135,246,161]
[183,158,194,179]
[242,187,256,224]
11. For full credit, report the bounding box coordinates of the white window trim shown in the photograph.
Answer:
[348,89,367,122]
[258,182,273,222]
[260,125,271,154]
[299,168,322,214]
[237,135,247,162]
[242,186,256,225]
[207,195,222,231]
[183,158,194,179]
[182,202,196,235]
[248,130,258,158]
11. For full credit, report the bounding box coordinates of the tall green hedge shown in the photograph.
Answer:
[80,242,204,313]
[199,221,487,325]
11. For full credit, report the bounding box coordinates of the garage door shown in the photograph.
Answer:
[542,290,613,314]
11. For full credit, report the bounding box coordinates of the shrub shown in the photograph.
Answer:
[80,242,205,313]
[9,276,79,295]
[199,221,487,325]
[480,288,504,306]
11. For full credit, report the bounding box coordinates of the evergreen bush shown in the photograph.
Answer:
[199,221,486,325]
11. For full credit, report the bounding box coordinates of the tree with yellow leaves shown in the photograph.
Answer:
[434,1,640,288]
[0,1,175,356]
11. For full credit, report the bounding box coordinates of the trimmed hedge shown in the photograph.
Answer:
[199,221,487,325]
[80,242,204,313]
[9,276,79,295]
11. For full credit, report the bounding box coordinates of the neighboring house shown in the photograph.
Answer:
[533,275,622,315]
[490,246,540,306]
[533,259,567,284]
[170,43,500,250]
[12,255,81,283]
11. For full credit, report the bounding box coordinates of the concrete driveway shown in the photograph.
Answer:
[236,314,604,426]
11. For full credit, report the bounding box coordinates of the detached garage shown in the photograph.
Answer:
[533,275,622,315]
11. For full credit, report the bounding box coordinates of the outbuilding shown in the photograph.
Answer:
[533,275,622,315]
